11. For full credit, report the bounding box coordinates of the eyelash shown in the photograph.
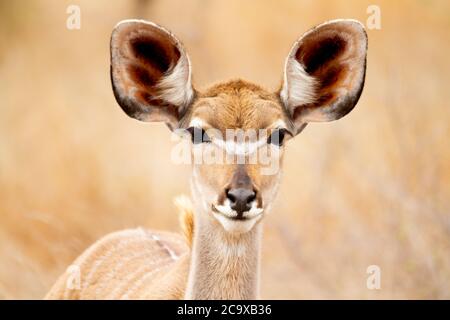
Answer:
[186,127,211,144]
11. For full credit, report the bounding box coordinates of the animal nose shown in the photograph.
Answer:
[226,188,256,217]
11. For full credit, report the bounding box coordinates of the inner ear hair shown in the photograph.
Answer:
[281,19,367,126]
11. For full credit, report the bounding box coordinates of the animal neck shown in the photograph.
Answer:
[184,211,262,299]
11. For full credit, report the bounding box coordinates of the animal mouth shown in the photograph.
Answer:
[211,203,263,221]
[211,203,263,234]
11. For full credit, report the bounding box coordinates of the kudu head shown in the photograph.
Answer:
[110,19,367,234]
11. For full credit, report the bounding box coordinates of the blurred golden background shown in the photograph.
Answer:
[0,0,449,299]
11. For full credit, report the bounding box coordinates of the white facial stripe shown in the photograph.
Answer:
[214,138,268,156]
[187,119,288,155]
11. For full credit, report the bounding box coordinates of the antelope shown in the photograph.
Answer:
[46,18,367,300]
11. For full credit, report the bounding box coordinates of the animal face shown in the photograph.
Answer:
[183,81,290,233]
[110,19,367,234]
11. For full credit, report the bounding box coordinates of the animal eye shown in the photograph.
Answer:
[267,129,286,146]
[187,127,211,144]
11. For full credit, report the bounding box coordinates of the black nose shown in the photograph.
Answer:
[226,188,256,217]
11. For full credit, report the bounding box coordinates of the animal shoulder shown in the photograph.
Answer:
[45,228,190,300]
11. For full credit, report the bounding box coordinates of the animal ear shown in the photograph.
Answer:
[110,20,194,130]
[280,19,367,134]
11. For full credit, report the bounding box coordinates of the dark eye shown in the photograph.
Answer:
[267,128,286,146]
[187,127,211,144]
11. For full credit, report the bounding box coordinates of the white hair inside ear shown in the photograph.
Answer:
[156,45,194,109]
[280,57,318,115]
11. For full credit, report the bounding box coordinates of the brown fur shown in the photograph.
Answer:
[184,79,290,132]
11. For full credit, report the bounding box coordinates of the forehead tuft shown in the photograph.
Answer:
[202,79,272,99]
[191,79,286,130]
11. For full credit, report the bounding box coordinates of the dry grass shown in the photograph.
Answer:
[0,0,449,299]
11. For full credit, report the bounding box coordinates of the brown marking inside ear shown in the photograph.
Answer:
[297,33,347,74]
[127,64,160,88]
[297,30,352,109]
[319,64,346,89]
[129,35,180,74]
[120,28,181,95]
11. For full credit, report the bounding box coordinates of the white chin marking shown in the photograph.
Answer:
[213,213,261,234]
[212,201,263,234]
